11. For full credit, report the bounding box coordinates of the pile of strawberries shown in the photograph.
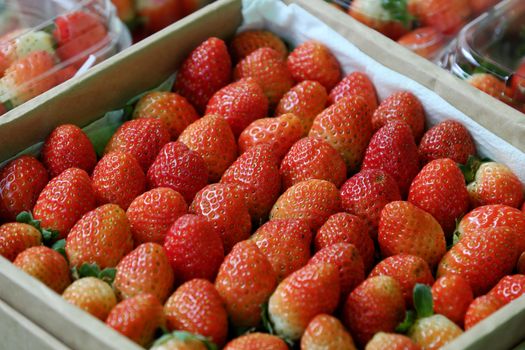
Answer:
[1,29,525,350]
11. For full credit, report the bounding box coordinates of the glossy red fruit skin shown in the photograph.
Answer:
[163,214,223,283]
[488,275,525,304]
[464,294,504,330]
[229,30,288,63]
[329,72,378,113]
[147,142,208,204]
[0,223,41,261]
[175,37,232,113]
[432,275,473,327]
[0,156,49,221]
[41,124,97,178]
[224,333,288,350]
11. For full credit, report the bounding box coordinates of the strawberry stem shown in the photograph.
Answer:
[52,239,67,260]
[381,0,414,28]
[413,283,434,319]
[71,262,116,285]
[395,309,416,333]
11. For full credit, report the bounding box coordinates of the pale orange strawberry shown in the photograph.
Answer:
[150,331,212,350]
[432,275,473,327]
[365,332,421,350]
[62,277,117,321]
[229,30,288,63]
[488,275,525,304]
[408,314,463,349]
[467,73,510,102]
[224,333,288,350]
[397,27,445,60]
[301,314,357,350]
[349,0,410,40]
[0,223,41,261]
[464,294,504,330]
[329,72,378,113]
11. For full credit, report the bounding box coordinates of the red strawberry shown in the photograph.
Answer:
[365,332,421,350]
[106,293,164,347]
[301,314,357,350]
[14,246,71,293]
[126,187,187,245]
[215,240,277,328]
[343,276,405,347]
[488,275,525,304]
[66,204,133,268]
[0,223,41,261]
[328,72,378,113]
[464,294,504,330]
[105,118,171,172]
[340,169,401,239]
[135,0,183,34]
[164,279,228,346]
[275,80,328,135]
[432,275,473,327]
[0,155,48,221]
[418,120,476,165]
[229,30,287,63]
[397,27,446,60]
[41,124,97,178]
[361,121,421,196]
[221,144,281,222]
[147,142,208,203]
[238,113,303,161]
[408,314,463,349]
[349,0,411,40]
[309,96,373,172]
[378,201,446,268]
[270,179,341,231]
[175,37,232,113]
[287,40,341,91]
[33,168,96,238]
[412,0,470,35]
[467,73,511,102]
[280,136,347,189]
[133,92,199,139]
[62,277,117,321]
[224,333,288,350]
[206,78,269,137]
[178,114,237,182]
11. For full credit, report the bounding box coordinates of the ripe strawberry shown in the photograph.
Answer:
[251,218,312,281]
[14,246,71,293]
[343,276,405,347]
[175,37,232,113]
[418,120,476,165]
[150,331,210,350]
[467,73,510,102]
[270,179,341,231]
[238,113,303,160]
[62,277,117,321]
[275,80,328,135]
[233,47,294,107]
[126,187,187,245]
[105,118,170,172]
[488,275,525,304]
[164,279,228,346]
[397,27,446,59]
[106,293,164,347]
[0,223,41,261]
[178,114,237,182]
[301,314,357,350]
[164,214,223,282]
[361,121,421,196]
[349,0,411,40]
[229,30,287,63]
[365,332,421,350]
[215,240,277,328]
[340,169,401,240]
[66,204,133,268]
[379,201,446,268]
[221,144,281,222]
[408,314,463,349]
[432,275,473,327]
[408,158,470,236]
[41,124,97,178]
[412,0,470,35]
[33,168,96,238]
[147,142,208,203]
[0,155,48,221]
[464,294,504,330]
[328,72,378,113]
[133,92,199,139]
[205,78,269,137]
[309,96,372,172]
[135,0,183,34]
[224,333,288,350]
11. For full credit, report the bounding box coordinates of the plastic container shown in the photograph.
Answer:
[0,0,131,113]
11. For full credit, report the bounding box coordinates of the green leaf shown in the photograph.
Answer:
[381,0,414,28]
[413,283,434,319]
[16,211,33,224]
[172,331,218,350]
[51,239,66,259]
[77,263,101,278]
[460,155,484,184]
[260,302,274,335]
[41,228,59,244]
[99,268,117,285]
[395,310,416,333]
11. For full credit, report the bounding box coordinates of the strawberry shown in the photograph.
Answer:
[418,120,476,165]
[215,240,277,328]
[518,252,525,274]
[14,246,71,293]
[135,0,183,34]
[270,179,341,231]
[287,40,341,91]
[309,96,373,172]
[372,91,425,142]
[147,142,208,204]
[224,333,288,350]
[126,187,187,245]
[301,314,357,350]
[221,144,281,223]
[150,331,211,350]
[62,277,117,321]
[106,293,164,347]
[361,121,421,196]
[467,73,510,102]
[164,279,228,346]
[340,169,401,240]
[269,262,340,341]
[233,47,294,108]
[0,155,48,221]
[33,168,96,239]
[343,276,405,347]
[378,201,446,268]
[328,72,378,113]
[205,78,269,137]
[349,0,411,40]
[469,0,499,14]
[0,223,41,261]
[432,275,473,327]
[133,92,199,139]
[464,294,504,330]
[238,113,303,161]
[408,314,463,349]
[365,332,421,350]
[66,204,133,268]
[105,118,171,172]
[229,30,288,63]
[408,158,470,236]
[488,275,525,304]
[280,136,347,189]
[275,80,328,136]
[411,0,470,35]
[397,27,446,59]
[178,114,237,182]
[175,37,231,113]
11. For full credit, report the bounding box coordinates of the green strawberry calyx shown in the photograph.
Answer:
[381,0,414,28]
[71,262,116,285]
[396,283,434,332]
[152,331,217,350]
[459,155,492,184]
[260,302,294,347]
[395,310,416,333]
[16,211,59,245]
